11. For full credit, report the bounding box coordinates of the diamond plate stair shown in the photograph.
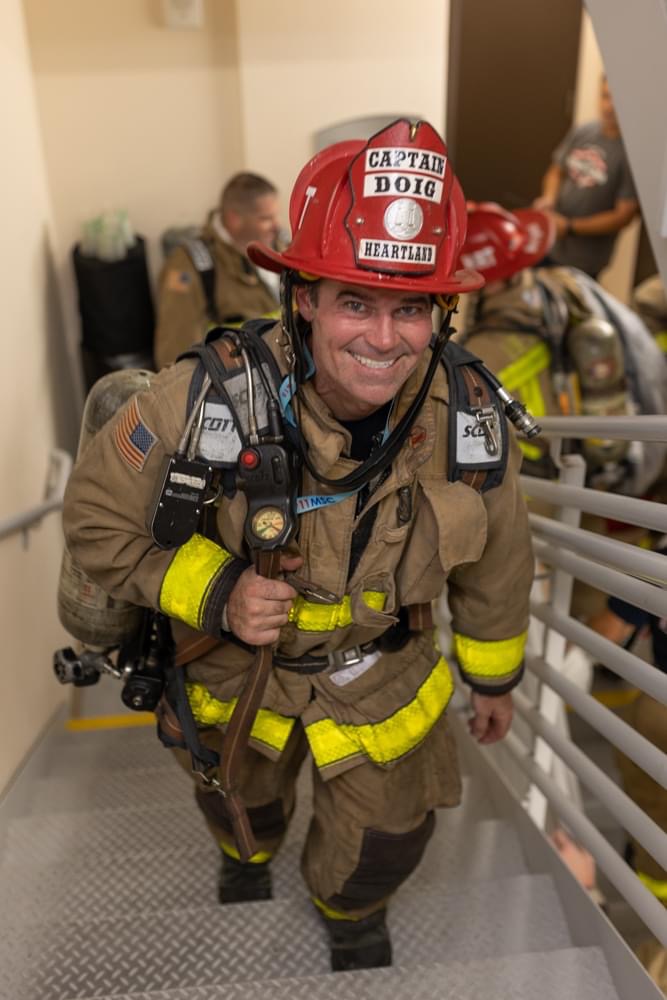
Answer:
[0,722,632,1000]
[65,946,618,1000]
[1,874,569,1000]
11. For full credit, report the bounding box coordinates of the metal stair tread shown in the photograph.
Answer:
[0,874,570,1000]
[45,724,473,777]
[2,764,496,862]
[0,811,525,928]
[59,946,618,1000]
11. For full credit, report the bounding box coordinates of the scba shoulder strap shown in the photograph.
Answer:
[180,237,219,325]
[441,341,509,494]
[178,320,283,470]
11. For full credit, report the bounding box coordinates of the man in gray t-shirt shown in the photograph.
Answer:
[534,77,638,277]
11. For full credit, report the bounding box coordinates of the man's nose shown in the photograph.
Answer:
[366,312,400,352]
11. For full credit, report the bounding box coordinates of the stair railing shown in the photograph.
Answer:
[0,448,72,544]
[456,414,667,947]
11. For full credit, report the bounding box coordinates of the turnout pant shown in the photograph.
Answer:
[173,710,462,918]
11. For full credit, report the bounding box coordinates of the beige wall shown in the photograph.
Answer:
[0,0,72,793]
[23,0,245,370]
[573,10,639,302]
[236,0,449,206]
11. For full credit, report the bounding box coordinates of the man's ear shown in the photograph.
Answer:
[295,285,315,322]
[223,208,242,239]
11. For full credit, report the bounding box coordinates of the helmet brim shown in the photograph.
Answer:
[248,241,484,294]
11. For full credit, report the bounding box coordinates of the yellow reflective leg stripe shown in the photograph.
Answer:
[453,630,527,678]
[637,870,667,901]
[159,534,234,630]
[312,896,362,921]
[186,682,295,753]
[656,331,667,354]
[221,842,272,864]
[498,342,551,394]
[305,656,453,769]
[288,591,386,632]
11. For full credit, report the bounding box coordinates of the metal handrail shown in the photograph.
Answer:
[502,730,667,948]
[468,411,667,954]
[0,449,72,542]
[534,540,667,617]
[530,603,667,703]
[528,654,667,790]
[520,478,667,532]
[537,414,667,440]
[530,514,667,585]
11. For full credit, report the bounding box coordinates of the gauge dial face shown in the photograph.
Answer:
[251,506,286,541]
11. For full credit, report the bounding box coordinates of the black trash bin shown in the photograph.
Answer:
[73,237,156,390]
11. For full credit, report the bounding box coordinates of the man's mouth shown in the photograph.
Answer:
[348,351,398,370]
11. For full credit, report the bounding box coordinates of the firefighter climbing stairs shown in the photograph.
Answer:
[0,699,656,1000]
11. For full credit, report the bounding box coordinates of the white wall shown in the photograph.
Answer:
[0,0,72,793]
[235,0,449,206]
[23,0,245,379]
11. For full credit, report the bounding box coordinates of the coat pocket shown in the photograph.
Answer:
[398,476,487,605]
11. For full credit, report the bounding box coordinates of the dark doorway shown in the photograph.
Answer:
[447,0,583,208]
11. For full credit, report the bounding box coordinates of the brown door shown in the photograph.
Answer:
[447,0,582,207]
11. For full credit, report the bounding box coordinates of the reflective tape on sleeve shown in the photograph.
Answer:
[453,630,527,678]
[186,682,295,753]
[305,655,453,770]
[159,533,234,630]
[288,591,386,632]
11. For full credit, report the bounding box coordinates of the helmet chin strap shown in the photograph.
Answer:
[278,271,459,494]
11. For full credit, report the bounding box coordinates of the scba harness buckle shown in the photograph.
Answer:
[471,405,499,456]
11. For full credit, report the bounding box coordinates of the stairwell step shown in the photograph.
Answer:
[0,875,570,1000]
[58,947,618,1000]
[11,757,497,827]
[41,725,168,776]
[0,812,525,929]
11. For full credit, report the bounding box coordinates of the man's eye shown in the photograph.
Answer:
[398,304,426,317]
[344,300,366,313]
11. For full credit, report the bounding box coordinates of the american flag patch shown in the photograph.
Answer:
[113,397,157,472]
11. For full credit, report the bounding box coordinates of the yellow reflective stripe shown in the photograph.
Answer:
[221,842,272,864]
[520,376,546,418]
[288,591,386,632]
[498,341,551,393]
[159,534,234,630]
[453,630,527,678]
[305,656,453,769]
[311,896,362,922]
[186,682,295,753]
[638,870,667,901]
[519,440,544,462]
[656,331,667,353]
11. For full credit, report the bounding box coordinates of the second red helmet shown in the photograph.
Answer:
[458,202,555,283]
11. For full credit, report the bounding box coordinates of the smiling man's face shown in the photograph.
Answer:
[295,280,433,421]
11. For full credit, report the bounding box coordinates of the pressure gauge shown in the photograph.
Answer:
[251,506,287,542]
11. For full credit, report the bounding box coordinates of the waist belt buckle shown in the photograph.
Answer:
[329,645,364,670]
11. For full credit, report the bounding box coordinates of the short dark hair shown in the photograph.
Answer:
[220,172,277,215]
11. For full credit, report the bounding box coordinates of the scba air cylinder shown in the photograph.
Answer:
[58,369,152,647]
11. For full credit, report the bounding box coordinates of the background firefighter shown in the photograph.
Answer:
[62,119,534,973]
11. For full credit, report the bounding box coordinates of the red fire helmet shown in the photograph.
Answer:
[457,202,555,283]
[247,119,483,295]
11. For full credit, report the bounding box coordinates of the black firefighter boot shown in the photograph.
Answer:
[218,852,272,904]
[321,907,392,972]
